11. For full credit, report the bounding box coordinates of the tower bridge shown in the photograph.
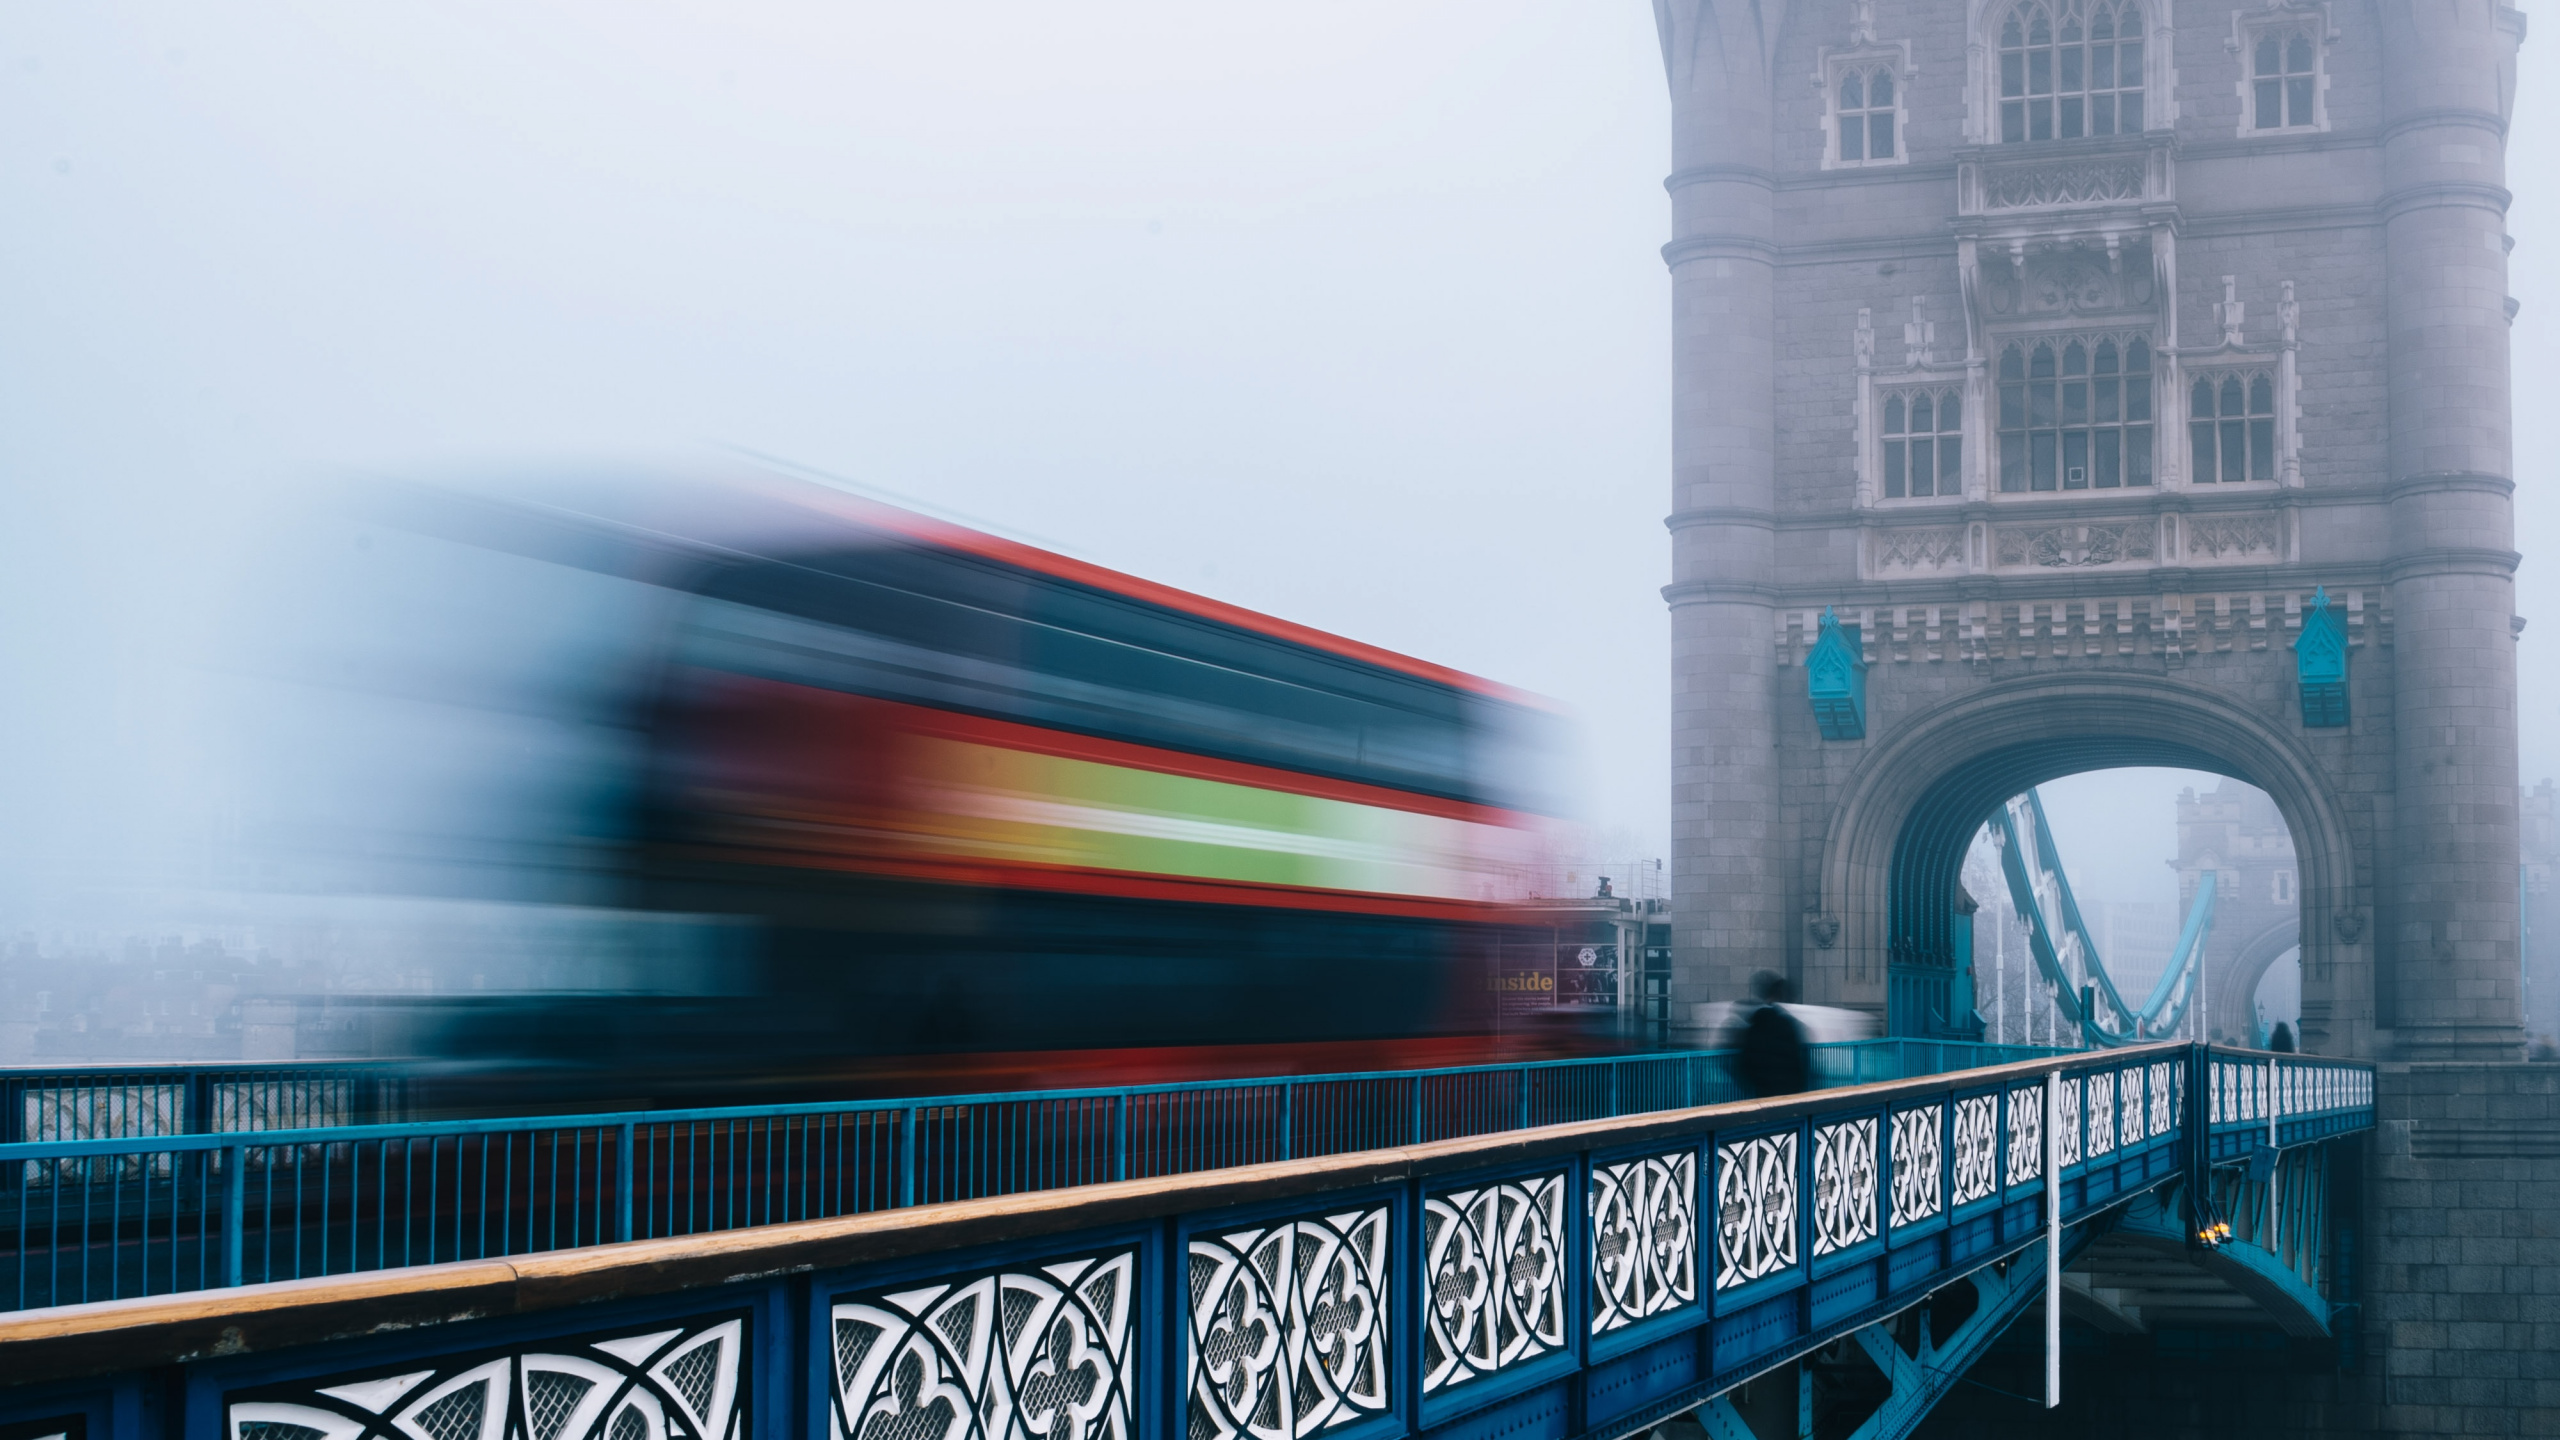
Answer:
[1656,0,2551,1427]
[0,2,2545,1433]
[1658,0,2524,1065]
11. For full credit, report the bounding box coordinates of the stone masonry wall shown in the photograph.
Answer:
[2364,1063,2560,1433]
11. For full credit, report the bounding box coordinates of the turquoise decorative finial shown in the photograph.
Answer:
[1807,607,1867,741]
[2296,587,2349,727]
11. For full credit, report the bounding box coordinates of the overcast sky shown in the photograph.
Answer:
[1,2,2552,918]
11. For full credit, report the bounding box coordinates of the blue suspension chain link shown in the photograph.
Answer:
[1995,787,2218,1046]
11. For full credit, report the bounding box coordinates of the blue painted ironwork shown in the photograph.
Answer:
[1806,609,1868,741]
[1995,789,2216,1045]
[2200,1048,2372,1162]
[2296,585,2350,727]
[1694,1217,2093,1440]
[226,1307,755,1440]
[2119,1180,2335,1338]
[0,1038,2057,1313]
[0,1043,2373,1440]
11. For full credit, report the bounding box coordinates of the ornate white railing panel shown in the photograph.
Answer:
[1811,1119,1879,1257]
[1188,1210,1391,1440]
[1420,1177,1566,1395]
[1888,1104,1944,1229]
[1589,1150,1698,1334]
[1712,1134,1799,1291]
[230,1316,746,1440]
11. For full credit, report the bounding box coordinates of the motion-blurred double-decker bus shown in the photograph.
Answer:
[354,474,1580,1100]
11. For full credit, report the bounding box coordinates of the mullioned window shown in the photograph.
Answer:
[1998,0,2146,142]
[1995,336,2154,491]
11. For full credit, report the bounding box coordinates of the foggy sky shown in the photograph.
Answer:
[1,3,2552,914]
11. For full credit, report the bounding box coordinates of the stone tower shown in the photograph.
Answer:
[1656,0,2525,1061]
[2172,777,2301,1038]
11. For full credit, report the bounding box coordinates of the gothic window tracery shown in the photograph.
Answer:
[2251,25,2321,130]
[1995,337,2152,492]
[1881,389,1962,498]
[2188,371,2276,483]
[1999,1,2145,143]
[1836,65,1899,163]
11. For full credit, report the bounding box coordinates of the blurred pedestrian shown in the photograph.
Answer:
[1736,970,1810,1098]
[2268,1021,2296,1053]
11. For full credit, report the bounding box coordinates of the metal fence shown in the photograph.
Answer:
[0,1036,2061,1311]
[1,1062,410,1145]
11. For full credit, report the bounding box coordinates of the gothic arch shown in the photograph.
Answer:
[1805,671,2361,1047]
[2213,914,2307,1040]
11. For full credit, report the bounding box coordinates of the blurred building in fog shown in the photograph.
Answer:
[2177,778,2300,1044]
[1507,866,1673,1046]
[1962,844,2047,1046]
[2089,900,2177,995]
[0,931,388,1064]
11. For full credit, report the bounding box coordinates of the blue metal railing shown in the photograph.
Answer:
[0,1036,2060,1310]
[2202,1046,2375,1157]
[0,1043,2379,1440]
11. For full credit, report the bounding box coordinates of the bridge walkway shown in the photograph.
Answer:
[0,1040,2047,1311]
[0,1044,2369,1440]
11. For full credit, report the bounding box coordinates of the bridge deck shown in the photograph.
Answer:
[0,1039,2052,1312]
[0,1045,2370,1440]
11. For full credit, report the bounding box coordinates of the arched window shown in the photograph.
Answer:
[2188,371,2276,483]
[1881,388,1961,497]
[1838,65,1898,162]
[2253,29,2318,129]
[1996,337,2152,491]
[1999,1,2145,143]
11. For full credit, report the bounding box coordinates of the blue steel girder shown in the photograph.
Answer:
[1676,1050,2365,1440]
[2107,1184,2334,1339]
[1690,1216,2109,1440]
[0,1045,2376,1440]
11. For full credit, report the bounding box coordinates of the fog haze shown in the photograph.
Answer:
[4,2,2554,919]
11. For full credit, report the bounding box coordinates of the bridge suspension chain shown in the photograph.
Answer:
[1993,788,2217,1047]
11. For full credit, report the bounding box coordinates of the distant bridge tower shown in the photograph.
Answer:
[2174,777,2300,1039]
[1656,0,2525,1062]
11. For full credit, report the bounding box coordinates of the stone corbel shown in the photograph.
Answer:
[1903,296,1934,367]
[2214,274,2247,348]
